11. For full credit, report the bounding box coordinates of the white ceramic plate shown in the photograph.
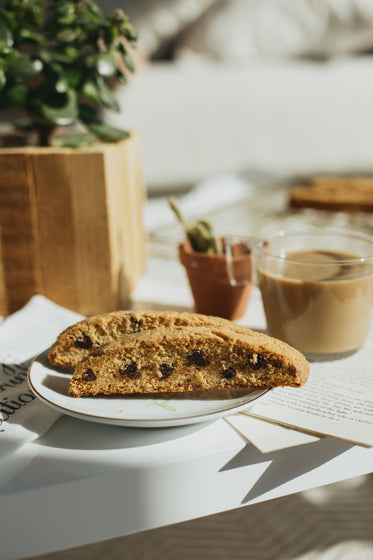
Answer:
[28,350,271,428]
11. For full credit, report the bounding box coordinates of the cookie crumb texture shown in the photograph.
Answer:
[68,326,309,397]
[49,310,237,367]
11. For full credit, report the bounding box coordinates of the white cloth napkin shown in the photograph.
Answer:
[0,296,82,460]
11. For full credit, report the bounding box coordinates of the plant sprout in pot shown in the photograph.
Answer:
[168,196,253,320]
[0,0,137,147]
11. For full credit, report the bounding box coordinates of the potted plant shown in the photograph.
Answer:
[168,197,252,320]
[0,0,145,316]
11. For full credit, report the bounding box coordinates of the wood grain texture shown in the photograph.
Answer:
[0,153,43,315]
[0,135,146,316]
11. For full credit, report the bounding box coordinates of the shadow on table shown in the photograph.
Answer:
[220,437,353,504]
[36,413,214,450]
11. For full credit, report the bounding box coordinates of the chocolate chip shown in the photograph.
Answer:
[186,350,210,367]
[119,361,140,379]
[82,369,96,381]
[271,359,283,368]
[159,363,174,379]
[74,334,93,349]
[220,366,236,379]
[248,353,267,370]
[130,316,142,333]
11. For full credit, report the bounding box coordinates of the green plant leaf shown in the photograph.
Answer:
[38,89,78,125]
[27,4,44,26]
[56,27,81,43]
[84,53,97,70]
[52,132,96,148]
[82,0,102,20]
[79,2,102,25]
[103,24,119,47]
[0,68,5,90]
[96,52,117,77]
[55,77,69,93]
[0,10,15,32]
[115,69,128,85]
[56,3,76,25]
[65,69,82,89]
[78,102,99,122]
[118,43,135,73]
[81,80,101,104]
[6,51,42,78]
[85,122,130,142]
[54,46,80,64]
[5,83,28,105]
[40,57,64,79]
[122,23,138,45]
[0,24,13,51]
[19,28,46,45]
[95,76,120,111]
[0,1,137,145]
[28,60,65,99]
[53,51,78,64]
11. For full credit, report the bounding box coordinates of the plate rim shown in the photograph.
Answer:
[28,352,272,428]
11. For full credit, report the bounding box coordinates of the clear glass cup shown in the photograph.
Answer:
[226,229,373,358]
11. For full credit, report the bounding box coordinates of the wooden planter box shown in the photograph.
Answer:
[0,134,146,316]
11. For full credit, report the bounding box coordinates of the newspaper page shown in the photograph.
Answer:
[245,331,373,447]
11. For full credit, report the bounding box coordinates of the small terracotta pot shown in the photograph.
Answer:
[179,239,252,320]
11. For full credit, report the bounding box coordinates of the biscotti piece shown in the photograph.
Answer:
[68,325,309,397]
[289,175,373,212]
[49,310,237,367]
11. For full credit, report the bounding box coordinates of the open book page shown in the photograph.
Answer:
[244,329,373,447]
[226,414,320,453]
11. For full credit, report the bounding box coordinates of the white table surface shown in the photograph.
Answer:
[1,397,373,560]
[2,186,373,560]
[1,284,372,560]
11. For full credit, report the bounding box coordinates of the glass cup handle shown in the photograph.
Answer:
[225,236,264,287]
